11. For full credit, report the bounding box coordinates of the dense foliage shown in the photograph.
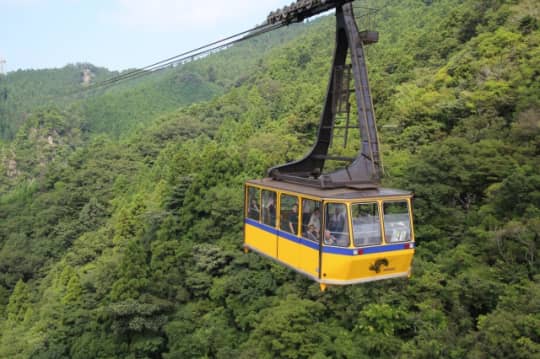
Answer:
[0,0,539,358]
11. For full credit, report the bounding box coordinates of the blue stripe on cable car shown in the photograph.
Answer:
[301,238,320,250]
[246,218,279,235]
[245,218,413,255]
[277,230,303,244]
[361,243,413,253]
[322,246,354,255]
[245,218,321,250]
[278,230,321,250]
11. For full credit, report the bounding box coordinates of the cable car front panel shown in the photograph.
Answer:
[320,199,415,284]
[244,179,415,288]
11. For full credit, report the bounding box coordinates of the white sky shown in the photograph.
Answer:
[0,0,292,72]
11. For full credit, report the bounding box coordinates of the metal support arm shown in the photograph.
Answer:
[268,3,382,189]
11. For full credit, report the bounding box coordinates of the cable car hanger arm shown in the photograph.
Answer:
[268,2,382,189]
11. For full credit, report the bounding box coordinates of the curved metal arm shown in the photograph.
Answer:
[268,3,382,189]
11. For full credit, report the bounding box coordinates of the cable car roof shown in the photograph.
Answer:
[246,178,411,200]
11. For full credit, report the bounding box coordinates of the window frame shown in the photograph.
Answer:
[301,198,322,242]
[351,201,382,247]
[382,200,412,243]
[323,202,350,248]
[246,186,261,222]
[280,193,300,235]
[261,189,277,228]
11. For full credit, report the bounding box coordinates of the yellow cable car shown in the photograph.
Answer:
[244,2,415,290]
[244,179,415,291]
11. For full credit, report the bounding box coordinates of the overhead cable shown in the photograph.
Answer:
[78,22,282,95]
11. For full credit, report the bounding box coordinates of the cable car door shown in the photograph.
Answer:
[320,202,351,283]
[277,193,300,270]
[297,198,322,279]
[245,188,278,258]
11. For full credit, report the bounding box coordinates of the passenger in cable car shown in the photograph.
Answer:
[288,203,299,234]
[302,201,313,229]
[308,207,321,237]
[323,229,337,245]
[248,199,260,220]
[262,191,276,227]
[305,224,318,241]
[327,204,348,246]
[328,206,345,234]
[324,224,350,247]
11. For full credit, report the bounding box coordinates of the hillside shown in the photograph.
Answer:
[0,64,113,140]
[0,21,312,140]
[0,0,539,358]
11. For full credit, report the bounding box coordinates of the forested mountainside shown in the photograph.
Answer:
[0,22,310,141]
[0,0,539,358]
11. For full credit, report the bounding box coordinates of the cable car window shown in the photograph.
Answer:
[325,203,350,247]
[351,202,381,246]
[302,199,321,242]
[247,187,261,221]
[280,194,299,235]
[383,201,411,242]
[262,190,277,227]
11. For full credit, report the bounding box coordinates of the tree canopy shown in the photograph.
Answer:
[0,0,539,358]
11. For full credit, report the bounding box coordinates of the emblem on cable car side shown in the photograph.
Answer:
[369,258,390,273]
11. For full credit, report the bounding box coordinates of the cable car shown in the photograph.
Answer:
[244,180,414,290]
[244,1,415,290]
